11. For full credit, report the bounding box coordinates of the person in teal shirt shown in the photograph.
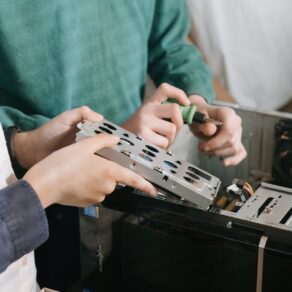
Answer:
[0,0,245,165]
[0,0,246,289]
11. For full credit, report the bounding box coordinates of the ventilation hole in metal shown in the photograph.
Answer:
[120,138,134,146]
[103,122,117,131]
[99,126,113,134]
[164,161,178,169]
[139,153,153,162]
[94,130,102,134]
[184,176,197,184]
[123,133,130,137]
[142,149,156,157]
[188,166,211,181]
[185,171,200,180]
[145,145,159,153]
[176,160,182,165]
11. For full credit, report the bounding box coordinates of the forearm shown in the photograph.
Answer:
[1,106,49,175]
[0,180,49,272]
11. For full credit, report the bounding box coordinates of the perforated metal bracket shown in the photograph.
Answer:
[76,120,221,209]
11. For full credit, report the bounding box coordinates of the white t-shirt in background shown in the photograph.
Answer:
[188,0,292,110]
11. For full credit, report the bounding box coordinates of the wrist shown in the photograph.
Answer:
[23,171,55,209]
[4,126,28,177]
[14,131,36,169]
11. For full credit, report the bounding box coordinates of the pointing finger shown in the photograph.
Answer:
[110,163,158,196]
[76,133,120,153]
[148,83,190,106]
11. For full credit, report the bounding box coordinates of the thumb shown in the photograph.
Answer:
[148,83,190,105]
[76,133,120,153]
[58,106,103,126]
[196,123,217,137]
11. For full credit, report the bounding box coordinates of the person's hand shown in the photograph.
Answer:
[14,106,102,169]
[23,134,157,208]
[189,95,247,166]
[122,83,190,149]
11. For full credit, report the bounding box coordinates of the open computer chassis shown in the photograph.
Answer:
[77,116,292,292]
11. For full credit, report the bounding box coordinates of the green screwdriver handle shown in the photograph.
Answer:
[163,99,197,125]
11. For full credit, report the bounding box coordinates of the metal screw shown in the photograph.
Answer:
[226,221,232,229]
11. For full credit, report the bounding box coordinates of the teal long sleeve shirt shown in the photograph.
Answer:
[0,0,214,130]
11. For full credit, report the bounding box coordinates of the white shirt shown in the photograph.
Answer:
[188,0,292,110]
[0,124,37,292]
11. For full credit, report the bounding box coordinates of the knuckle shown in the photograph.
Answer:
[98,132,109,140]
[177,88,185,96]
[96,195,106,203]
[235,115,242,126]
[160,139,168,149]
[204,141,216,150]
[171,105,183,124]
[140,104,153,117]
[105,182,116,194]
[103,165,113,177]
[225,107,235,115]
[169,123,177,136]
[230,145,239,154]
[128,175,140,187]
[171,103,180,115]
[139,127,148,138]
[224,127,234,138]
[229,135,237,145]
[139,105,148,115]
[159,82,170,91]
[80,105,90,112]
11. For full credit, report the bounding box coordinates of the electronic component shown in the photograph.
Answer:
[221,182,292,231]
[211,178,252,213]
[76,120,221,209]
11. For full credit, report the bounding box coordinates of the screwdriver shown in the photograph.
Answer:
[164,99,223,126]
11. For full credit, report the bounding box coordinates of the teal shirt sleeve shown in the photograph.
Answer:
[0,106,49,131]
[148,0,215,102]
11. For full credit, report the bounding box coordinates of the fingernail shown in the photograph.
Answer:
[204,146,210,152]
[150,188,158,197]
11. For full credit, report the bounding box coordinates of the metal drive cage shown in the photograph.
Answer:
[76,120,221,209]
